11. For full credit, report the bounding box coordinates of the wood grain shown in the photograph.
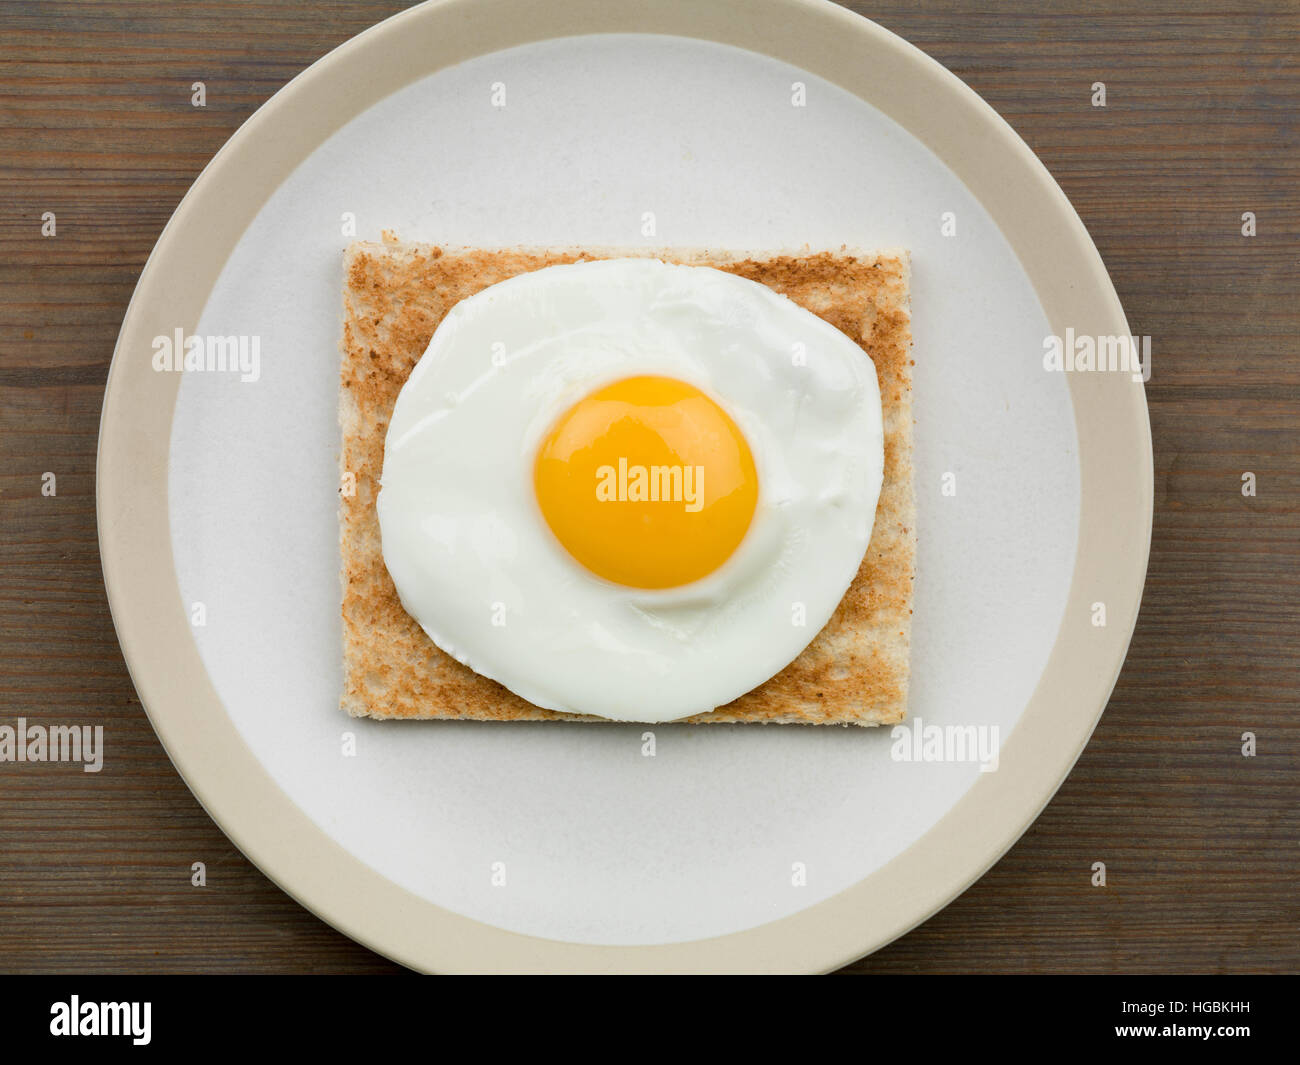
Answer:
[0,0,1296,974]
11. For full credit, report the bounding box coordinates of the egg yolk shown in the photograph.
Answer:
[534,375,758,589]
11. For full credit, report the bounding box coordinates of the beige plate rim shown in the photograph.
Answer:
[96,0,1153,973]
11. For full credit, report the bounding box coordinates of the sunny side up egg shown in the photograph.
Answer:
[376,258,884,724]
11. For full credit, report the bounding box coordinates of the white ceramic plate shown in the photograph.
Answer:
[99,0,1151,972]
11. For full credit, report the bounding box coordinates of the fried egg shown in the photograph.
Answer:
[376,257,884,723]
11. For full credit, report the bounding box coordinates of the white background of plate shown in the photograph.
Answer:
[169,33,1079,947]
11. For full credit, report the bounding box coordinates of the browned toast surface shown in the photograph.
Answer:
[339,241,914,725]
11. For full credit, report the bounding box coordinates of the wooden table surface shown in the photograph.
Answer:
[1,0,1296,974]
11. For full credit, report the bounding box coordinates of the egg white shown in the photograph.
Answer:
[377,257,884,723]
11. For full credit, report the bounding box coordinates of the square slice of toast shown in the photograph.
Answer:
[339,239,914,725]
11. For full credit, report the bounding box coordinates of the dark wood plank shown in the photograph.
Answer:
[0,0,1296,974]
